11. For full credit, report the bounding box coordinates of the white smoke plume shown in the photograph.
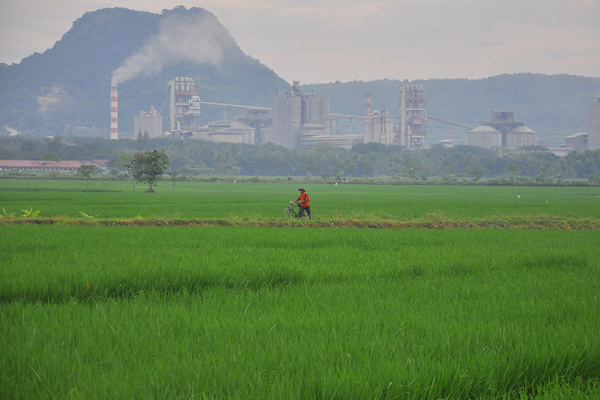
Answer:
[111,11,226,86]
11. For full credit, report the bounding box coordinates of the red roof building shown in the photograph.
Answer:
[0,160,107,172]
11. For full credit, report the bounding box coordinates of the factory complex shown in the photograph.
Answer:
[116,78,600,154]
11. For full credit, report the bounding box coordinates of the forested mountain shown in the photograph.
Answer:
[0,6,599,148]
[0,6,289,137]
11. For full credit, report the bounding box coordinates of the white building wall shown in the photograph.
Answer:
[364,112,394,145]
[134,115,163,138]
[272,96,302,148]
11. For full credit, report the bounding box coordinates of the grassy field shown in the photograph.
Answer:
[1,179,600,398]
[1,178,599,222]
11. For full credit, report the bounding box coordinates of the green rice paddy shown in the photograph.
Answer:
[1,179,600,398]
[1,178,599,221]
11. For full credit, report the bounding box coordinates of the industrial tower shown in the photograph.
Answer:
[110,86,118,140]
[399,85,427,148]
[168,77,201,136]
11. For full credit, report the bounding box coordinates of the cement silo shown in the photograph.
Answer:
[268,81,330,149]
[589,97,600,150]
[468,125,502,148]
[468,111,536,149]
[506,125,537,147]
[271,85,303,148]
[302,90,329,128]
[364,110,394,145]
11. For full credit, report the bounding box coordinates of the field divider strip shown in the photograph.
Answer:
[1,217,599,230]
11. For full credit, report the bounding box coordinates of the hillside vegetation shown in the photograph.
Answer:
[2,136,600,181]
[0,6,288,136]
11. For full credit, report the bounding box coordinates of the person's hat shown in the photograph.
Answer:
[298,187,305,191]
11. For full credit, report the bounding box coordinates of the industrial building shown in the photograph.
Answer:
[260,81,330,148]
[398,85,427,147]
[110,76,559,150]
[468,111,536,148]
[556,97,600,153]
[561,133,588,153]
[113,76,558,151]
[134,106,162,138]
[195,118,255,144]
[0,160,107,173]
[113,77,431,148]
[364,109,394,145]
[589,97,600,150]
[168,77,201,137]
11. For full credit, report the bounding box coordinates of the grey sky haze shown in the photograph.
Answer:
[1,0,598,84]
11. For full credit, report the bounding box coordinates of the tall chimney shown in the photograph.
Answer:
[110,86,118,140]
[366,92,372,116]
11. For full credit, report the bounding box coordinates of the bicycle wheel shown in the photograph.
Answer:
[282,207,294,220]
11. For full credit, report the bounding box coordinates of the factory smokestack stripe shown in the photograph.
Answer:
[111,86,118,140]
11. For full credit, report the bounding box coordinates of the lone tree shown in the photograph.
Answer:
[127,150,170,193]
[167,169,179,193]
[77,164,96,191]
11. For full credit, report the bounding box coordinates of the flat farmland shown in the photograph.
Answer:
[1,178,599,222]
[1,179,600,399]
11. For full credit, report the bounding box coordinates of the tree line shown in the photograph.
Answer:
[1,136,599,183]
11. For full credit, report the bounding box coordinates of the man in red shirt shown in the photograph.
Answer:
[292,187,312,220]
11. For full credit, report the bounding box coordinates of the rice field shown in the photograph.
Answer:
[1,179,600,399]
[1,178,599,221]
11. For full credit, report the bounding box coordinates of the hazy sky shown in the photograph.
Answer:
[1,0,599,84]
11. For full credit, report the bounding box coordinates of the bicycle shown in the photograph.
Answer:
[282,202,299,220]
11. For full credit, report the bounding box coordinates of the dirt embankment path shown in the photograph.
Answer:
[2,217,600,230]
